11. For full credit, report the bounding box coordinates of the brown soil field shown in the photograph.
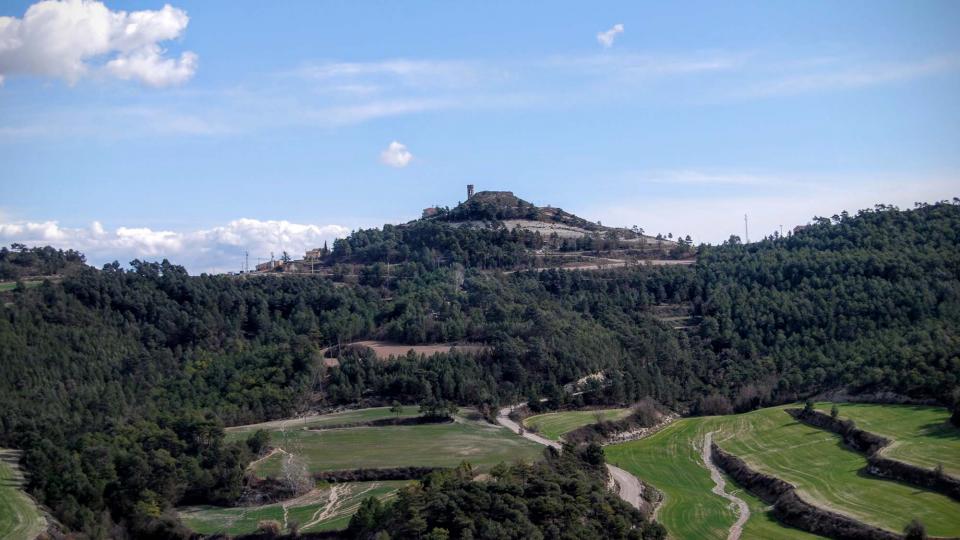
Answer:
[321,341,487,365]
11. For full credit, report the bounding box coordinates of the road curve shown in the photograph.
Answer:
[606,463,643,509]
[496,405,643,510]
[700,431,750,540]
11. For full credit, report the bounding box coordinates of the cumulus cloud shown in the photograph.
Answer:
[379,141,413,168]
[597,23,624,48]
[0,0,197,87]
[0,218,350,274]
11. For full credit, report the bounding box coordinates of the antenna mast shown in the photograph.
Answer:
[744,214,750,243]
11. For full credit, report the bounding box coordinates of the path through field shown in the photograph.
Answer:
[697,431,747,540]
[495,405,644,509]
[700,431,750,540]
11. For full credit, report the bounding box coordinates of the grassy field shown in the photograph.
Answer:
[607,418,821,540]
[607,404,960,539]
[179,481,407,536]
[817,402,960,475]
[186,408,543,535]
[523,408,631,440]
[250,413,543,478]
[0,450,46,540]
[225,406,421,439]
[0,281,43,293]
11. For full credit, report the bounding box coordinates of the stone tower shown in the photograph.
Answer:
[467,184,475,199]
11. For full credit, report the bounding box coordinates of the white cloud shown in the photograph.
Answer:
[738,55,960,98]
[310,98,461,127]
[379,141,413,168]
[0,0,197,87]
[597,23,624,48]
[106,46,197,87]
[0,218,350,274]
[292,59,481,89]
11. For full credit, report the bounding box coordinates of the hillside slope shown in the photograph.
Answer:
[0,200,957,537]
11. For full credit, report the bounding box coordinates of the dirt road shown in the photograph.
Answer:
[495,406,643,510]
[606,463,643,509]
[700,431,750,540]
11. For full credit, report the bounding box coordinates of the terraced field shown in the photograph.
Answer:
[180,480,407,536]
[224,406,420,437]
[523,408,631,440]
[817,402,960,475]
[0,450,46,540]
[606,404,960,539]
[186,408,543,535]
[249,413,543,477]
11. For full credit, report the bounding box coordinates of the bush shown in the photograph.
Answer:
[904,519,928,540]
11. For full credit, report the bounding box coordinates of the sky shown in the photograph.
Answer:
[1,0,958,273]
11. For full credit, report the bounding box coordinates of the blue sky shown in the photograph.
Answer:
[1,0,958,272]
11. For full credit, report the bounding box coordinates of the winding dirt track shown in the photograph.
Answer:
[495,406,643,509]
[700,431,750,540]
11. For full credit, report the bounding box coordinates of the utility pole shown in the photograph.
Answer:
[744,214,750,244]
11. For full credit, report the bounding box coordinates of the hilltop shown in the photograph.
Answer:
[258,187,690,274]
[422,188,672,245]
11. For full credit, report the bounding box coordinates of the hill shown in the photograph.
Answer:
[427,189,665,244]
[0,200,958,537]
[317,189,690,272]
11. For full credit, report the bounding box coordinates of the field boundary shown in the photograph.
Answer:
[710,441,902,540]
[787,408,960,501]
[496,404,650,513]
[306,416,453,431]
[314,467,444,483]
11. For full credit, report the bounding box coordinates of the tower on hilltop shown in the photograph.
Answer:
[467,184,475,199]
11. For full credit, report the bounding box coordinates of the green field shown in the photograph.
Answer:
[0,281,45,293]
[816,402,960,475]
[225,406,421,439]
[0,450,46,540]
[523,408,631,440]
[185,408,543,535]
[180,481,407,536]
[607,404,960,539]
[250,413,543,477]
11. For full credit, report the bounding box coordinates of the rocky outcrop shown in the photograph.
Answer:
[710,443,902,540]
[787,408,960,501]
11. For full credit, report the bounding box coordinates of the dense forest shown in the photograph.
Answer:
[0,243,86,280]
[344,446,665,540]
[0,200,958,537]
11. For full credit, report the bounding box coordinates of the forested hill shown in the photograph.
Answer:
[0,243,86,280]
[326,190,683,268]
[0,200,958,538]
